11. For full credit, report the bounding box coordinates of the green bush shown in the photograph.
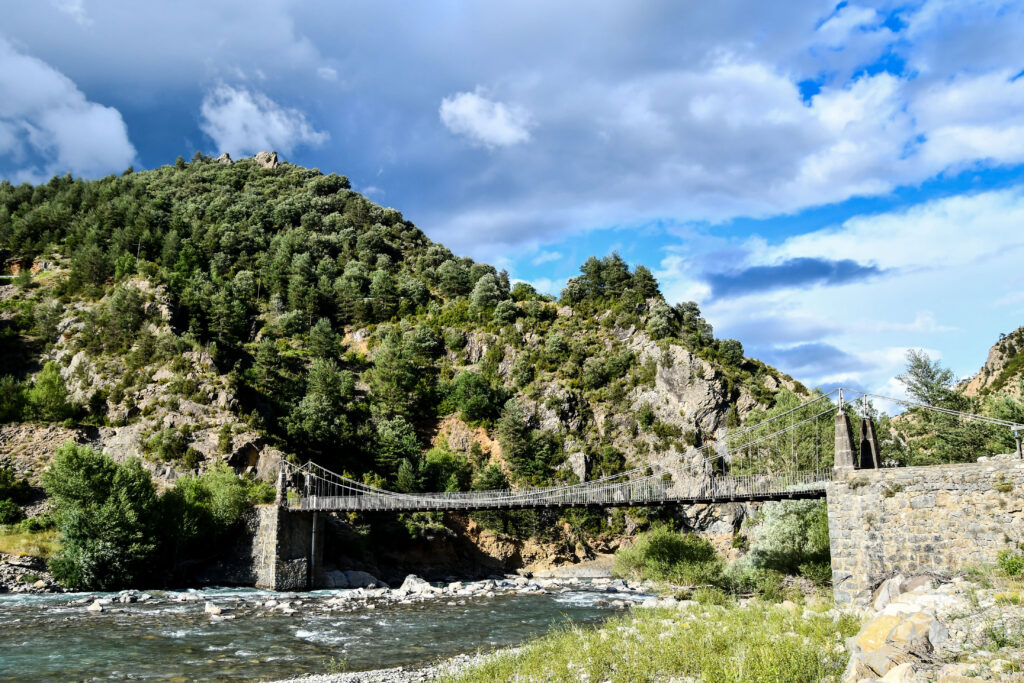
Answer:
[27,362,74,422]
[613,527,725,587]
[43,442,161,590]
[0,465,31,503]
[0,499,24,524]
[160,463,272,561]
[748,500,830,580]
[998,548,1024,577]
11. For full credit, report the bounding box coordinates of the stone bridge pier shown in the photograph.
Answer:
[252,505,324,591]
[825,406,1024,606]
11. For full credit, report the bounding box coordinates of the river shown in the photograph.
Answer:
[0,581,649,681]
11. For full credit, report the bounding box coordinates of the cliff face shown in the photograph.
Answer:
[960,325,1024,399]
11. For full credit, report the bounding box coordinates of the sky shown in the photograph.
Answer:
[2,0,1023,396]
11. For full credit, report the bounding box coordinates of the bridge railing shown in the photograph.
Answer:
[286,467,834,512]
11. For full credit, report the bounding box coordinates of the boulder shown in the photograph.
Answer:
[880,662,918,682]
[885,611,945,653]
[204,602,222,615]
[399,575,432,594]
[344,570,381,588]
[86,600,103,612]
[320,569,349,589]
[873,574,906,611]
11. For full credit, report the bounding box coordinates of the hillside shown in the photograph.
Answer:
[0,152,808,570]
[960,325,1024,399]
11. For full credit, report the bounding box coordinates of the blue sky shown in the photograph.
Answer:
[2,1,1024,395]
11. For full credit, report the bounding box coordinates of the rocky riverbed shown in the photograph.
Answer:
[0,575,654,682]
[0,553,61,594]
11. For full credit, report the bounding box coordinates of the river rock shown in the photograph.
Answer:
[86,600,103,612]
[320,569,350,589]
[204,602,222,615]
[344,570,382,588]
[399,575,433,595]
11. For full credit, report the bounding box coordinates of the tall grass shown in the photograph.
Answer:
[0,529,59,558]
[446,601,860,683]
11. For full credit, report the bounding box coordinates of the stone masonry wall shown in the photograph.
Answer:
[253,506,323,590]
[827,456,1024,607]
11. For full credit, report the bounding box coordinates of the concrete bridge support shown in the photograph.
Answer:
[253,505,324,590]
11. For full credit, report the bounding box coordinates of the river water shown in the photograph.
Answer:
[0,584,647,681]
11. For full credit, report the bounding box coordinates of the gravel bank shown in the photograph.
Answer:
[266,649,516,683]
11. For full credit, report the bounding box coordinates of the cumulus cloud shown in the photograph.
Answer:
[661,189,1024,392]
[0,38,135,182]
[199,84,328,156]
[531,250,563,266]
[439,89,532,148]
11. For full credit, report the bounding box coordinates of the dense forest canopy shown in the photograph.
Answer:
[0,154,790,493]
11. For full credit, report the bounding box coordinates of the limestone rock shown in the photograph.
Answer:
[399,574,433,594]
[216,153,232,164]
[86,600,103,612]
[879,662,918,682]
[254,151,279,169]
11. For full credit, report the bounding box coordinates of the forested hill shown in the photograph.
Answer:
[0,152,806,496]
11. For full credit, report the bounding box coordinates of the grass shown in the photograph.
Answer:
[444,600,860,683]
[0,529,60,558]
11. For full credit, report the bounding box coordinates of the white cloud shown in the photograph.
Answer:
[199,84,328,156]
[0,38,135,182]
[52,0,92,26]
[317,66,338,81]
[654,189,1024,393]
[439,89,532,148]
[531,250,563,266]
[815,5,880,47]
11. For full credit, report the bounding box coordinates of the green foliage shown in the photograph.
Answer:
[160,463,272,562]
[998,548,1024,577]
[146,427,201,469]
[43,442,161,590]
[0,464,32,503]
[747,500,831,582]
[374,416,420,476]
[891,350,1018,465]
[287,358,357,460]
[445,371,502,424]
[27,362,73,422]
[0,499,24,524]
[420,446,471,492]
[613,527,725,587]
[451,599,860,683]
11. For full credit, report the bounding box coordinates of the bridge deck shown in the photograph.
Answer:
[287,469,832,513]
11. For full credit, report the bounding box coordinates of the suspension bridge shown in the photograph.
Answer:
[276,387,1024,513]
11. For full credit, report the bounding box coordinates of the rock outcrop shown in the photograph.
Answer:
[842,575,1024,682]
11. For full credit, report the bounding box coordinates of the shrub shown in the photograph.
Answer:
[613,527,725,587]
[27,362,73,422]
[160,463,272,562]
[0,465,31,503]
[748,500,830,580]
[0,499,24,524]
[998,548,1024,577]
[43,442,161,590]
